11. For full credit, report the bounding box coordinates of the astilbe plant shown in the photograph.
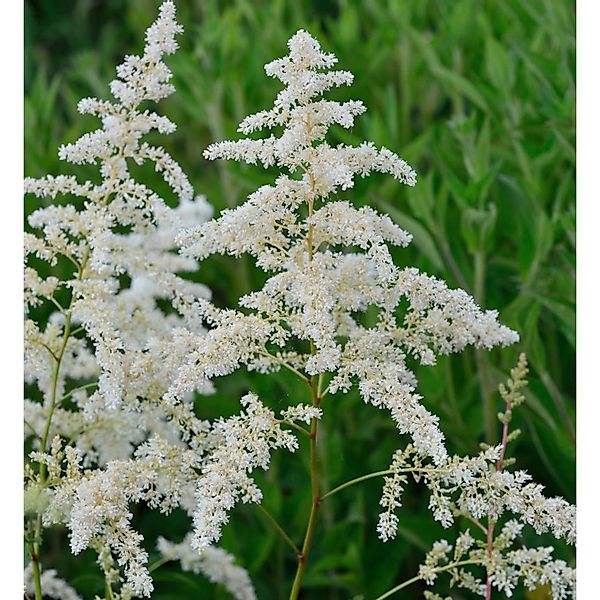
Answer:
[373,354,575,600]
[166,28,575,599]
[24,3,257,599]
[23,5,576,600]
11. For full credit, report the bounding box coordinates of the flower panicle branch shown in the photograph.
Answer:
[375,354,575,600]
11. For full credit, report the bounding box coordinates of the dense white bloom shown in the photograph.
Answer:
[375,444,576,545]
[382,357,575,599]
[23,0,212,418]
[23,14,572,600]
[192,393,316,550]
[157,534,257,600]
[23,0,214,440]
[23,3,225,598]
[414,531,575,600]
[24,564,82,600]
[172,28,517,472]
[35,393,313,595]
[62,437,202,596]
[376,357,575,550]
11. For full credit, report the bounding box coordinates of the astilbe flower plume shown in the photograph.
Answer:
[157,534,257,600]
[24,563,83,600]
[376,355,576,599]
[23,3,256,598]
[170,29,518,559]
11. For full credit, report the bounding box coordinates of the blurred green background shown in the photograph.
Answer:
[25,0,575,598]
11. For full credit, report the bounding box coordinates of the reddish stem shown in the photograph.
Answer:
[485,522,495,600]
[485,400,512,599]
[496,400,512,472]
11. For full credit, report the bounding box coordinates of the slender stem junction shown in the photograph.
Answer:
[255,504,301,556]
[320,467,445,502]
[288,368,321,600]
[374,560,481,600]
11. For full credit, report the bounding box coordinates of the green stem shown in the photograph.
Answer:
[279,420,312,438]
[40,246,90,472]
[462,513,487,535]
[476,348,495,444]
[105,576,116,600]
[24,419,40,439]
[255,503,300,556]
[321,470,394,501]
[27,542,43,600]
[35,341,59,362]
[39,309,72,476]
[47,294,66,314]
[258,349,310,384]
[474,249,486,308]
[320,467,446,502]
[473,248,495,442]
[289,371,321,600]
[58,381,98,404]
[148,555,172,573]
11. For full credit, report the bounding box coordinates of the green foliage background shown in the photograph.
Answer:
[25,1,575,598]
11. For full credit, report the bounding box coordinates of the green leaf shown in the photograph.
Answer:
[485,37,515,91]
[405,171,435,222]
[410,31,488,111]
[471,119,492,180]
[379,200,445,271]
[460,204,497,254]
[433,65,489,112]
[523,303,547,373]
[530,294,575,348]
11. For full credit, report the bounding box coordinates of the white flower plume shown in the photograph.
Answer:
[24,3,216,597]
[172,28,518,466]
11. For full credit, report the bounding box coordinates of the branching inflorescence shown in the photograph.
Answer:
[24,3,254,599]
[24,6,575,600]
[374,357,575,600]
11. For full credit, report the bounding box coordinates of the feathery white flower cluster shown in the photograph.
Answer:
[34,392,310,597]
[24,564,83,600]
[24,11,575,600]
[192,393,320,550]
[24,0,211,423]
[377,443,575,545]
[157,534,257,600]
[418,525,575,599]
[173,28,518,472]
[62,437,202,596]
[23,4,256,599]
[378,355,576,598]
